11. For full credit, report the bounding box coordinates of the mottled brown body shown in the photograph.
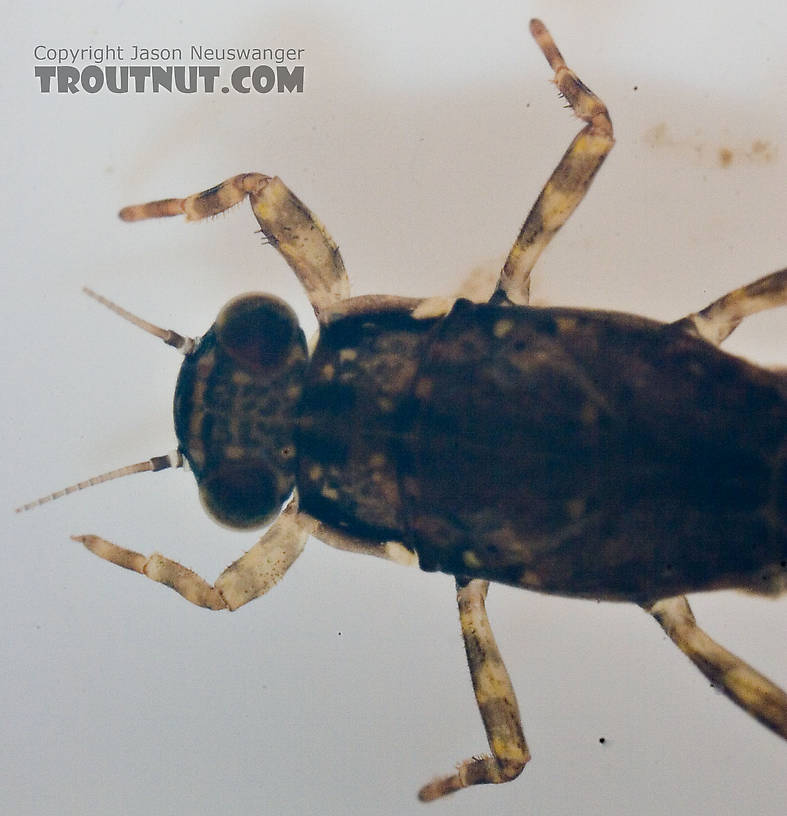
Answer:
[296,311,436,538]
[298,300,787,603]
[29,18,785,803]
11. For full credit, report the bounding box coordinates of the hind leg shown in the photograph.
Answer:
[647,277,787,741]
[672,267,787,345]
[644,596,787,740]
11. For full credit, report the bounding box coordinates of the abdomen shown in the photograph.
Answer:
[405,300,787,602]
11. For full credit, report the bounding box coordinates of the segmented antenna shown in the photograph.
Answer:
[83,287,197,354]
[15,290,197,514]
[15,451,185,513]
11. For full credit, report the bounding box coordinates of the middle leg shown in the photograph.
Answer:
[419,579,530,800]
[493,19,614,306]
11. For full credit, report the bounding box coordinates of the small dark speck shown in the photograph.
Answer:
[598,737,606,744]
[337,631,342,636]
[633,85,638,91]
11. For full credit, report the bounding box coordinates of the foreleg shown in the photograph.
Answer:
[73,497,308,611]
[120,173,350,318]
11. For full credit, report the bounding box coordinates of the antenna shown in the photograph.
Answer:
[83,287,197,354]
[15,451,185,513]
[15,290,195,513]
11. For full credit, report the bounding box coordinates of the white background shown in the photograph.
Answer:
[2,1,786,814]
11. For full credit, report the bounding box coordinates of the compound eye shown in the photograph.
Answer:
[215,294,300,374]
[198,459,282,529]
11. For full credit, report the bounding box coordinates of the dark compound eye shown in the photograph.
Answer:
[215,293,300,374]
[198,459,283,529]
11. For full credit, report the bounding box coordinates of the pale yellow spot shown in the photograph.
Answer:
[188,446,205,469]
[224,445,245,460]
[506,243,523,266]
[321,486,339,501]
[565,497,586,520]
[463,550,482,570]
[493,318,514,338]
[402,476,421,499]
[377,397,394,413]
[381,541,418,567]
[368,453,386,468]
[540,183,576,231]
[339,348,358,362]
[321,363,335,380]
[251,176,287,218]
[308,464,323,482]
[575,131,613,157]
[231,370,252,385]
[555,316,578,333]
[196,349,216,373]
[472,659,508,705]
[580,403,598,425]
[491,735,528,764]
[186,398,206,469]
[415,378,433,399]
[520,570,542,588]
[412,295,454,319]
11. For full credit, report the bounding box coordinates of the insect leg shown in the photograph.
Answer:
[303,516,419,567]
[72,497,309,611]
[493,19,614,306]
[645,596,787,739]
[671,267,787,345]
[651,267,787,739]
[119,174,350,318]
[419,579,530,801]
